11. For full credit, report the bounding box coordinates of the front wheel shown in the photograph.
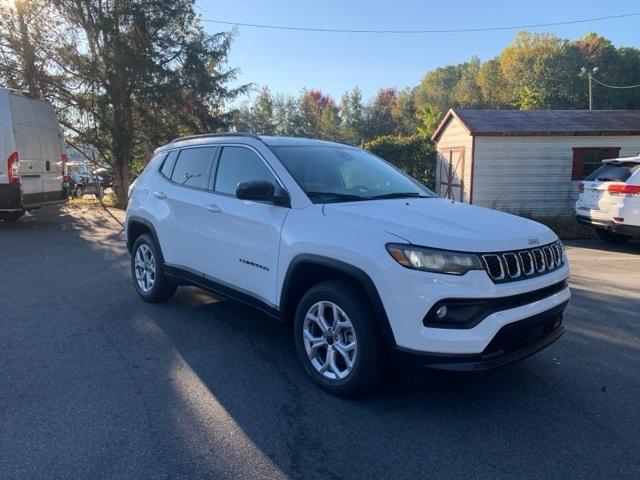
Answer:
[595,228,630,244]
[131,234,177,303]
[293,280,386,396]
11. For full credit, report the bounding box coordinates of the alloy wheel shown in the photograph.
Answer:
[302,301,358,380]
[134,244,156,293]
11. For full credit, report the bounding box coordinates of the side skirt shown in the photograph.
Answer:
[163,264,285,322]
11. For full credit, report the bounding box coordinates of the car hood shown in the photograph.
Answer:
[323,198,557,252]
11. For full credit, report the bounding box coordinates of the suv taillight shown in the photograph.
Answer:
[61,154,69,182]
[578,182,584,193]
[608,184,640,196]
[7,152,20,184]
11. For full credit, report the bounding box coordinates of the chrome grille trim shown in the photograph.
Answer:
[543,246,554,269]
[518,251,535,276]
[532,249,546,273]
[481,241,566,283]
[503,253,521,278]
[482,254,505,281]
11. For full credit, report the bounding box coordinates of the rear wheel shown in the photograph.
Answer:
[131,234,177,303]
[595,228,630,244]
[293,280,386,396]
[95,184,105,200]
[0,211,24,222]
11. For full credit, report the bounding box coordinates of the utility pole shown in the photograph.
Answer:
[580,67,599,110]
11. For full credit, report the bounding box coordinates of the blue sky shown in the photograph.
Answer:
[198,0,640,103]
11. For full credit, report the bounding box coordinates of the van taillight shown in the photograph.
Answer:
[608,184,640,196]
[7,152,20,184]
[578,182,584,193]
[61,154,69,182]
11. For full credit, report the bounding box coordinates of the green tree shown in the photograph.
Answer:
[339,86,366,144]
[391,88,417,136]
[364,135,436,188]
[1,0,245,202]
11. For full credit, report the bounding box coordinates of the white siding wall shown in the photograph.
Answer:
[435,117,474,202]
[472,135,640,216]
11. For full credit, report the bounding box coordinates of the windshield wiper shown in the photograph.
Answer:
[306,191,368,202]
[369,192,430,200]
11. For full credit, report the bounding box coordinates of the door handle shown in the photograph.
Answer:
[203,204,222,214]
[153,191,167,199]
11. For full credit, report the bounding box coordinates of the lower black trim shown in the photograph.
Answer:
[163,264,284,321]
[391,301,568,373]
[0,183,22,211]
[22,190,67,208]
[423,280,568,329]
[576,215,640,237]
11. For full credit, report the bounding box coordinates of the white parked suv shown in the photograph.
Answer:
[576,156,640,243]
[126,133,570,395]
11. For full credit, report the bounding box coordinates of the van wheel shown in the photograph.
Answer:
[0,211,24,222]
[595,228,630,244]
[131,234,177,303]
[293,280,386,397]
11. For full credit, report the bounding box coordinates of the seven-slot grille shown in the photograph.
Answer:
[482,241,565,283]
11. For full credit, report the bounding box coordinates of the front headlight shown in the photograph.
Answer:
[386,244,483,275]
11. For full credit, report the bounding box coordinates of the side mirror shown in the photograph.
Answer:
[236,180,290,207]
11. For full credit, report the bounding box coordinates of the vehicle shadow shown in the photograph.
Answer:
[565,237,640,254]
[3,208,639,479]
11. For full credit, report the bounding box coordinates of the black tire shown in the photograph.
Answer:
[74,185,84,198]
[293,280,386,397]
[95,184,105,200]
[0,211,24,223]
[131,234,177,303]
[595,228,630,244]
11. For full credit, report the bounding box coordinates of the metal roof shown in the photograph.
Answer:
[432,109,640,141]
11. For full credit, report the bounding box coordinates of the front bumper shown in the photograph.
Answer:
[576,214,640,237]
[390,301,567,372]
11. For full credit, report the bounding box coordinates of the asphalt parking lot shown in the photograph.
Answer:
[1,207,639,480]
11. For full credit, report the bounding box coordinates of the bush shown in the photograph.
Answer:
[364,135,436,189]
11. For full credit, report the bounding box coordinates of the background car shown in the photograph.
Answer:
[576,156,640,243]
[67,162,105,199]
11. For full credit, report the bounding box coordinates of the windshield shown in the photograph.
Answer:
[271,145,435,203]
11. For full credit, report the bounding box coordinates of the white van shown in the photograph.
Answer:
[0,88,68,221]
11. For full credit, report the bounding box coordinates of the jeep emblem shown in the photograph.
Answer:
[528,238,540,246]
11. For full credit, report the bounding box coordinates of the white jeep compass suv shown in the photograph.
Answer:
[126,133,570,396]
[576,156,640,243]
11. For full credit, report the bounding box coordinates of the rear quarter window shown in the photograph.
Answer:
[159,150,178,178]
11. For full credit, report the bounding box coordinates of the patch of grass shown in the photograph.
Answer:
[66,192,123,210]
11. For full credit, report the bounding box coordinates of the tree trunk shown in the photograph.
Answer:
[111,96,133,207]
[15,1,40,98]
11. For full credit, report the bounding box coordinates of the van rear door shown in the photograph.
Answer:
[9,93,65,206]
[33,99,65,201]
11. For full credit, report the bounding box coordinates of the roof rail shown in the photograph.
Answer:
[170,132,263,144]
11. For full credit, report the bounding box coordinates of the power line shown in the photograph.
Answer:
[591,76,640,89]
[202,12,640,34]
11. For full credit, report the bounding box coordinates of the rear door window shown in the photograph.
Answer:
[170,147,216,189]
[585,162,640,182]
